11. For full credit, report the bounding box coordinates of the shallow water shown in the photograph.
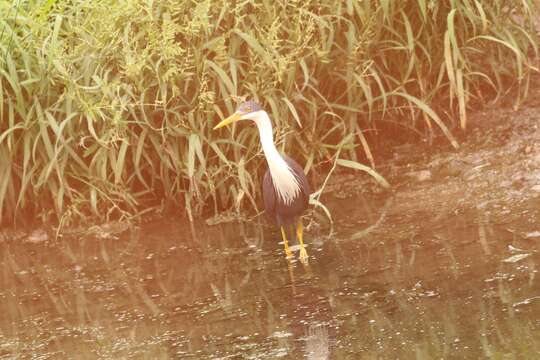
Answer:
[1,194,539,359]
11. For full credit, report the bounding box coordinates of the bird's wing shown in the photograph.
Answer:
[262,169,276,215]
[283,155,311,197]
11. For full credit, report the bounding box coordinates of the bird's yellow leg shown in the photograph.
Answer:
[296,219,308,263]
[280,226,293,259]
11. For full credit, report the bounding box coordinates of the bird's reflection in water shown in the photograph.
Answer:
[286,255,314,296]
[305,324,330,360]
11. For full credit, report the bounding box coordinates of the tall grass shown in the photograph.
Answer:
[0,0,537,226]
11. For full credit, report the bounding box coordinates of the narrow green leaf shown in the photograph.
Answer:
[282,97,302,128]
[114,140,129,184]
[187,134,198,178]
[234,30,274,66]
[206,60,236,96]
[309,197,333,224]
[472,35,523,79]
[336,159,390,188]
[456,68,467,129]
[417,0,427,21]
[393,92,459,149]
[444,31,456,99]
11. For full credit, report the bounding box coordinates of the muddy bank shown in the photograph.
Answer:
[320,94,540,240]
[394,105,539,225]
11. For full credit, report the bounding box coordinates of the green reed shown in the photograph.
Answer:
[0,0,537,225]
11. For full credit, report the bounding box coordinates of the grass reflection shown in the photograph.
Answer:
[1,204,539,358]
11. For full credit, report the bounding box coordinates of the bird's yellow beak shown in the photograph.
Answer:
[213,112,242,130]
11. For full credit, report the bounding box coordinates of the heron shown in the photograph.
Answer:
[214,101,311,262]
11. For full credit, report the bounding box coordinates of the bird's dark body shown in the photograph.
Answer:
[262,156,311,226]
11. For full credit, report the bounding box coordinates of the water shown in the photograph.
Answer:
[1,194,539,359]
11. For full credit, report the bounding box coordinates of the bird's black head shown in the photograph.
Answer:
[237,101,262,115]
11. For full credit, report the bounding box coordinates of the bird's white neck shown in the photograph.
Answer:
[250,111,300,204]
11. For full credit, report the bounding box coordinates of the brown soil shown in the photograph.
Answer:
[322,76,540,236]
